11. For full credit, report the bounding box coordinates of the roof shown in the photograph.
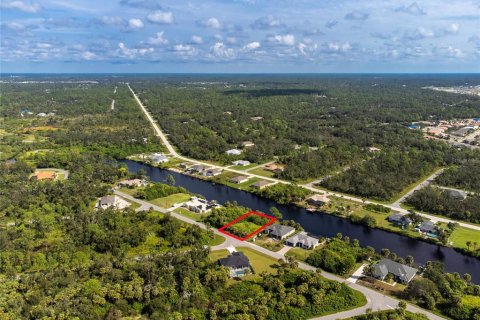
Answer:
[445,189,467,200]
[99,195,117,206]
[419,221,436,232]
[265,224,295,237]
[388,213,411,224]
[34,171,56,180]
[229,176,249,183]
[218,252,251,269]
[373,259,418,282]
[226,148,242,155]
[307,194,330,203]
[232,160,250,165]
[286,232,319,247]
[251,180,272,188]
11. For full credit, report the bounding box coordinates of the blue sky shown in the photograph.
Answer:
[1,0,479,73]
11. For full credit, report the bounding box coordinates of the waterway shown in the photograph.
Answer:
[122,159,480,283]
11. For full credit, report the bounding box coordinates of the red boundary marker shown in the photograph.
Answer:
[218,211,277,241]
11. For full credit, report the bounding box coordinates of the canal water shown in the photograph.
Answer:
[122,159,480,283]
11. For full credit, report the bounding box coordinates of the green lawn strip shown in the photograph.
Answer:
[285,247,312,262]
[229,163,258,170]
[236,247,279,274]
[173,207,205,222]
[248,167,275,178]
[118,187,138,196]
[211,172,260,191]
[448,226,480,250]
[208,249,230,262]
[206,234,225,246]
[149,193,191,208]
[250,236,284,252]
[401,203,480,228]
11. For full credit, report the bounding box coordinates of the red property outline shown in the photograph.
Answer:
[218,211,277,241]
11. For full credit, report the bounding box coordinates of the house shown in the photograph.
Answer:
[33,171,57,180]
[250,180,273,190]
[229,176,250,184]
[96,195,131,210]
[203,168,223,177]
[418,221,438,235]
[37,112,47,117]
[150,153,169,163]
[372,259,418,284]
[264,163,284,173]
[218,252,252,278]
[388,213,412,227]
[181,196,219,213]
[445,189,467,200]
[118,179,148,188]
[232,160,251,166]
[240,141,255,148]
[368,147,381,152]
[188,164,208,173]
[226,149,242,155]
[178,163,191,169]
[286,232,320,249]
[251,116,263,121]
[306,194,330,207]
[264,224,296,240]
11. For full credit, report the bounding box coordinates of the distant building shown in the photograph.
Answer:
[203,168,223,177]
[264,224,296,240]
[417,221,438,235]
[32,171,57,180]
[452,127,472,137]
[229,176,250,184]
[150,153,169,163]
[226,149,242,155]
[118,179,148,188]
[250,180,273,190]
[264,163,284,173]
[286,232,320,249]
[306,194,330,207]
[188,164,208,173]
[251,116,263,121]
[240,141,255,148]
[372,259,418,284]
[232,160,251,166]
[96,195,131,210]
[368,147,381,152]
[218,252,252,278]
[387,213,412,227]
[182,196,219,213]
[444,189,467,200]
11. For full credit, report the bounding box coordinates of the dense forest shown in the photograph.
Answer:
[435,161,480,193]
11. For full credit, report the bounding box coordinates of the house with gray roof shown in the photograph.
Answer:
[218,252,252,278]
[444,189,467,200]
[251,180,273,190]
[388,213,412,228]
[372,259,418,284]
[418,221,438,235]
[286,232,320,249]
[264,224,295,240]
[229,176,250,184]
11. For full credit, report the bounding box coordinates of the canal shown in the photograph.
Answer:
[122,159,480,283]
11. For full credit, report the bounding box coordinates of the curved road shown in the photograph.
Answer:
[127,83,480,232]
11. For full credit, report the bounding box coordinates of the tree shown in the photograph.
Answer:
[165,174,175,186]
[381,248,390,257]
[269,207,283,219]
[405,255,414,266]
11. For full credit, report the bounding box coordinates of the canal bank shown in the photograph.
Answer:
[121,159,480,283]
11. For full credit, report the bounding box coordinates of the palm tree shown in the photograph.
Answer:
[466,241,472,251]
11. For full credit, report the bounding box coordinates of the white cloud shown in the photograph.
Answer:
[117,42,153,58]
[147,10,174,24]
[446,46,464,58]
[271,34,295,46]
[127,18,144,31]
[81,51,96,60]
[326,41,352,53]
[445,23,460,35]
[173,44,197,56]
[211,42,235,58]
[191,35,203,44]
[251,15,283,29]
[395,2,426,16]
[244,41,260,50]
[1,1,40,13]
[101,16,123,26]
[344,10,369,21]
[200,17,221,29]
[148,32,168,45]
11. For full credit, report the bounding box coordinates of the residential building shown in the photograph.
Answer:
[250,180,273,190]
[188,164,208,173]
[240,141,255,148]
[445,189,467,200]
[150,153,169,163]
[32,171,57,180]
[306,194,330,207]
[372,259,418,284]
[96,195,131,210]
[232,160,251,166]
[229,176,250,184]
[286,232,320,249]
[203,168,223,177]
[226,149,242,155]
[387,213,412,227]
[418,221,438,235]
[181,196,218,213]
[264,224,296,240]
[264,163,284,173]
[218,252,252,278]
[118,178,148,188]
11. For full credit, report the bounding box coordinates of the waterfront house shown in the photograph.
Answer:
[181,196,219,213]
[232,160,251,166]
[372,259,418,284]
[203,168,223,177]
[150,153,169,163]
[118,178,148,188]
[285,232,320,249]
[250,180,273,190]
[96,195,131,210]
[218,252,252,278]
[387,213,412,227]
[418,221,438,236]
[188,164,208,174]
[229,176,250,184]
[264,224,295,240]
[226,149,242,156]
[306,194,330,207]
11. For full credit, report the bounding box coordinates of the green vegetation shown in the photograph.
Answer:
[149,192,191,208]
[405,186,480,224]
[237,247,279,274]
[364,203,391,213]
[435,161,480,193]
[346,309,429,320]
[134,182,188,201]
[254,183,311,204]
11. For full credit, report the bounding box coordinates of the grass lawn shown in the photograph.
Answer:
[208,249,230,262]
[206,234,225,246]
[251,236,284,252]
[230,163,258,171]
[149,193,191,208]
[285,247,314,262]
[449,226,480,250]
[237,247,279,274]
[119,187,138,196]
[173,207,205,222]
[248,167,275,178]
[211,172,261,191]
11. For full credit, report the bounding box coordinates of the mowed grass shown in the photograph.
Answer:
[449,226,480,250]
[118,187,138,196]
[248,167,275,178]
[206,234,226,246]
[173,207,205,222]
[230,163,258,171]
[208,249,230,262]
[237,247,278,274]
[149,193,191,208]
[285,247,314,262]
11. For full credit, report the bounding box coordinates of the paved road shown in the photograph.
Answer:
[115,189,445,319]
[391,168,445,209]
[127,83,480,232]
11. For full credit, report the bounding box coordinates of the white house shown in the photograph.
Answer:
[226,149,242,156]
[96,195,131,210]
[232,160,251,166]
[150,153,169,163]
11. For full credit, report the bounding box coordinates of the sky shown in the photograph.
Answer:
[1,0,479,73]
